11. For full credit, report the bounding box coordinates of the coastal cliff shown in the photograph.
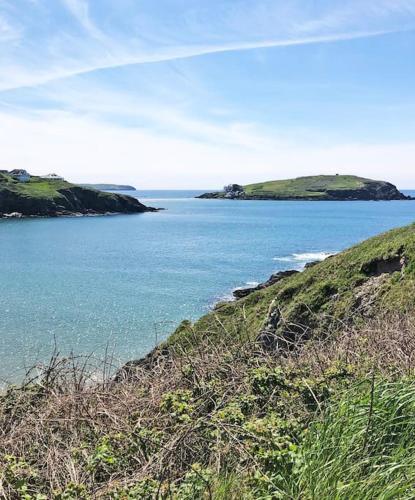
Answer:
[0,173,155,217]
[198,174,410,201]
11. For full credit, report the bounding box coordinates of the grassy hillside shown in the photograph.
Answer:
[198,175,409,201]
[170,223,415,351]
[0,173,69,199]
[1,224,415,498]
[244,175,373,198]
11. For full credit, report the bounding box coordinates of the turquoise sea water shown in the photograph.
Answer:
[1,190,415,382]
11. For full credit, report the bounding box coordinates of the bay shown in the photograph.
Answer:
[0,189,414,382]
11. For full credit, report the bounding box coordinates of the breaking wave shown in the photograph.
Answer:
[273,251,336,264]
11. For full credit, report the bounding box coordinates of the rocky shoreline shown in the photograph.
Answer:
[230,259,324,300]
[232,270,300,299]
[0,209,160,219]
[199,191,412,201]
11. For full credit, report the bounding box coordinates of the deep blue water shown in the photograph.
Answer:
[0,190,415,382]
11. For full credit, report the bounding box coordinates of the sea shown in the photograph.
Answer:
[1,189,415,382]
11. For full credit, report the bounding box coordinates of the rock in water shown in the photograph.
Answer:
[233,270,299,299]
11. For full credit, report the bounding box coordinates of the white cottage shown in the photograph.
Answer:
[40,173,65,181]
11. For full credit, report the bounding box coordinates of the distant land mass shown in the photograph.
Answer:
[198,175,411,201]
[81,184,136,191]
[0,172,155,218]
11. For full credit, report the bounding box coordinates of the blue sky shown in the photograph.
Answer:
[0,0,414,188]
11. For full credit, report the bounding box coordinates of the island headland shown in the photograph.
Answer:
[80,183,137,191]
[198,174,411,201]
[0,170,156,217]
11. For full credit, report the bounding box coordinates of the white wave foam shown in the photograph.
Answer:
[246,281,259,286]
[293,252,335,261]
[273,251,336,263]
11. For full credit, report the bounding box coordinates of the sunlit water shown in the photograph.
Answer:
[1,190,414,382]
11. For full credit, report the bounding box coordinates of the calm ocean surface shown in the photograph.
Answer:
[1,190,415,382]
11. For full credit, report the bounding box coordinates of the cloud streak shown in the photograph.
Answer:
[2,0,415,92]
[0,27,404,92]
[0,14,20,42]
[60,0,107,42]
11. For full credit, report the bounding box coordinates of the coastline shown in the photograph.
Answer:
[0,207,161,219]
[119,254,334,377]
[2,194,414,385]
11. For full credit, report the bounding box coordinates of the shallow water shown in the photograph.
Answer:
[0,190,414,382]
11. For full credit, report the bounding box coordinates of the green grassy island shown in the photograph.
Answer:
[0,171,155,217]
[198,174,410,201]
[2,223,415,497]
[80,184,137,191]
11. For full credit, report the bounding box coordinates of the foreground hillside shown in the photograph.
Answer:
[1,224,415,498]
[0,173,154,217]
[198,175,410,201]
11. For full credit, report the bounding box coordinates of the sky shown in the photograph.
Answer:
[0,1,414,188]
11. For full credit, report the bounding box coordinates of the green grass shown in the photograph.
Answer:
[291,378,415,499]
[0,173,125,200]
[243,175,376,198]
[169,223,415,350]
[0,174,72,200]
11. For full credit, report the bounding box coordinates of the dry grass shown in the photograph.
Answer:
[1,314,415,498]
[290,313,415,378]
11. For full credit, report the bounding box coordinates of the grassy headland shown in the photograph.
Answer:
[1,224,415,497]
[198,175,410,201]
[0,173,154,217]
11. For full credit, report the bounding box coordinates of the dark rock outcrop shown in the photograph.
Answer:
[224,184,244,198]
[233,270,299,299]
[361,253,406,277]
[304,261,320,269]
[115,346,172,381]
[323,181,409,201]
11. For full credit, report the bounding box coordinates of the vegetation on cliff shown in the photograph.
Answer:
[198,175,410,201]
[0,173,153,217]
[1,224,415,497]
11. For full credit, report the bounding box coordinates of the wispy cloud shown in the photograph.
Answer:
[0,14,20,42]
[0,29,405,93]
[1,0,415,92]
[60,0,107,42]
